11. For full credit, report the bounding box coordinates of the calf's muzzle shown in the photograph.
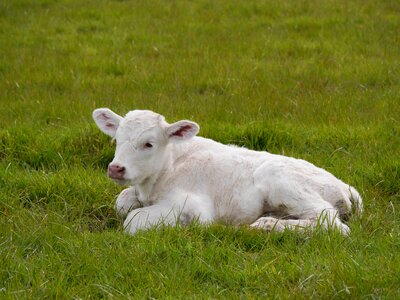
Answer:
[108,163,126,179]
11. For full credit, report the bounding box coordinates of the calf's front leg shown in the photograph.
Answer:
[123,192,214,234]
[115,187,142,218]
[123,204,179,234]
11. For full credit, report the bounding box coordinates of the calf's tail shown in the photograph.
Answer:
[349,186,363,216]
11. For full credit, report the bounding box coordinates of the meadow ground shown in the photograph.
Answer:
[1,0,399,298]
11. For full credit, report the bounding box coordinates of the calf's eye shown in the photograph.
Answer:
[144,142,153,149]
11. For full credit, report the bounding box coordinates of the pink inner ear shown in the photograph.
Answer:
[171,125,192,137]
[101,113,110,120]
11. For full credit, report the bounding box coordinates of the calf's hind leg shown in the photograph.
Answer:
[253,163,350,235]
[250,217,314,233]
[250,212,349,235]
[251,193,350,235]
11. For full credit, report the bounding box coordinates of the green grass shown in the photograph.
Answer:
[1,0,399,298]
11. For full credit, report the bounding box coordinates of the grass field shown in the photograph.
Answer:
[1,0,400,298]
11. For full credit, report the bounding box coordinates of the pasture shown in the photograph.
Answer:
[1,0,399,298]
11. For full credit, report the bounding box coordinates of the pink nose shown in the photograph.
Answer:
[107,164,126,179]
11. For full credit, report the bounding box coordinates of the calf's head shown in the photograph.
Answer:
[93,108,199,186]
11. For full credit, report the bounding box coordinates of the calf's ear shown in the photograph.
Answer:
[166,120,199,142]
[92,108,123,138]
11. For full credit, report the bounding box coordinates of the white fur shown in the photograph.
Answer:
[93,108,363,235]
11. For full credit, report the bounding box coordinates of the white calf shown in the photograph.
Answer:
[93,108,362,235]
